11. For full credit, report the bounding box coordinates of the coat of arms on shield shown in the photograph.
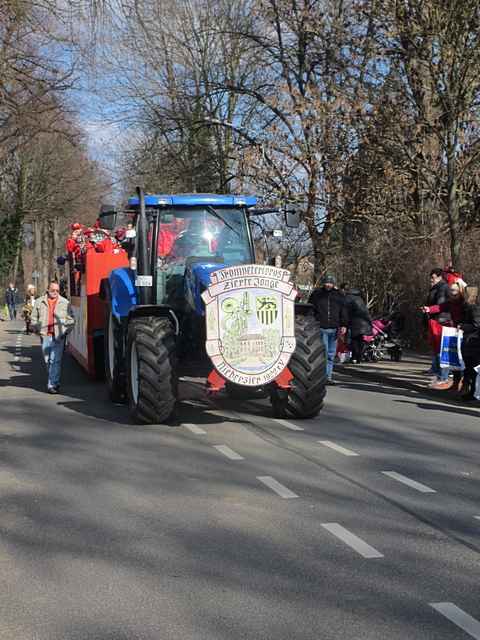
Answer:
[201,265,297,386]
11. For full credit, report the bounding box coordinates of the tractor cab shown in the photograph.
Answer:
[126,194,256,315]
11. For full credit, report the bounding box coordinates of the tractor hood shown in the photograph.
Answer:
[184,262,226,316]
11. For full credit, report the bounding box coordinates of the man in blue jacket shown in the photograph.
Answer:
[5,283,18,320]
[309,275,348,385]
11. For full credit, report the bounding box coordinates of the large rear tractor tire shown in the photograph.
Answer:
[105,309,126,402]
[270,315,327,419]
[126,316,177,424]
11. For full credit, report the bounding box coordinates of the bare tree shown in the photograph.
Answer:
[369,0,480,270]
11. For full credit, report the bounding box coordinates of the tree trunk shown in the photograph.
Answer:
[446,137,462,271]
[39,219,50,294]
[11,226,23,287]
[312,237,326,285]
[33,217,42,294]
[49,217,59,283]
[11,159,28,288]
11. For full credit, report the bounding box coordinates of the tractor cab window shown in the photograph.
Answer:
[155,206,253,306]
[157,207,251,266]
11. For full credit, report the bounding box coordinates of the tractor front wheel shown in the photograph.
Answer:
[270,314,327,419]
[126,316,177,424]
[105,309,126,402]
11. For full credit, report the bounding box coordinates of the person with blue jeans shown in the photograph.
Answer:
[31,282,75,393]
[5,283,18,320]
[423,269,450,379]
[309,275,348,385]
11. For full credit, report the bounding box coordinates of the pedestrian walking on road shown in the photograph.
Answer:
[344,288,373,363]
[308,275,348,385]
[5,283,18,320]
[31,281,75,394]
[22,285,36,334]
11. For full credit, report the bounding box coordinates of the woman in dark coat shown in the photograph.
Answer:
[345,289,373,363]
[458,287,480,401]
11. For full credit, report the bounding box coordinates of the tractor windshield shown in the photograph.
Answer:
[156,206,252,265]
[154,206,253,306]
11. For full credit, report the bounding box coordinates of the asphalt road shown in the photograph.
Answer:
[1,321,480,640]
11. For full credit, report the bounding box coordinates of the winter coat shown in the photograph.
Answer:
[31,294,75,339]
[5,287,18,306]
[22,295,36,321]
[308,287,348,329]
[427,297,465,328]
[460,303,480,364]
[426,281,450,324]
[345,289,373,337]
[426,296,466,353]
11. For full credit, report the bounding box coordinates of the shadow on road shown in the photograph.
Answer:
[338,378,480,415]
[0,337,249,428]
[394,398,480,419]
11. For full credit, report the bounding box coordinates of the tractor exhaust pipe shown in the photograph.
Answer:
[135,187,152,305]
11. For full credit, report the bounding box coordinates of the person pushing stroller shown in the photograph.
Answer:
[344,288,373,363]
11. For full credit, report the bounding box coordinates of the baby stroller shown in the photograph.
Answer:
[362,312,404,362]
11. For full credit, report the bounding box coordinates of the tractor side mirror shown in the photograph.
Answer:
[285,209,300,228]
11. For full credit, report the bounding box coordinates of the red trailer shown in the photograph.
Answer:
[67,249,129,377]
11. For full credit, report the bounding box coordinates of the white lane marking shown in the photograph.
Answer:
[318,440,359,456]
[430,603,480,639]
[474,516,480,520]
[213,445,244,461]
[257,475,298,499]
[381,471,436,493]
[321,523,384,559]
[274,419,304,432]
[183,423,207,435]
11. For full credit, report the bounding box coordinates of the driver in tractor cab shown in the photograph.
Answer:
[158,224,177,258]
[170,216,218,258]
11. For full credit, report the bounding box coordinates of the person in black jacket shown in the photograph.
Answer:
[424,268,450,376]
[458,286,480,401]
[344,288,373,363]
[308,275,348,384]
[5,283,18,320]
[426,269,450,319]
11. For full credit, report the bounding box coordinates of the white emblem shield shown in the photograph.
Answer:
[202,265,297,386]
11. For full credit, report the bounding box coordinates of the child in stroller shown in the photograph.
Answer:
[362,311,404,362]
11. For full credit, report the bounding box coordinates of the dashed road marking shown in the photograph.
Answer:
[213,445,244,461]
[321,523,384,559]
[474,516,480,521]
[274,419,304,432]
[14,334,22,362]
[183,423,207,435]
[430,602,480,639]
[381,471,436,493]
[318,440,359,456]
[257,475,298,499]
